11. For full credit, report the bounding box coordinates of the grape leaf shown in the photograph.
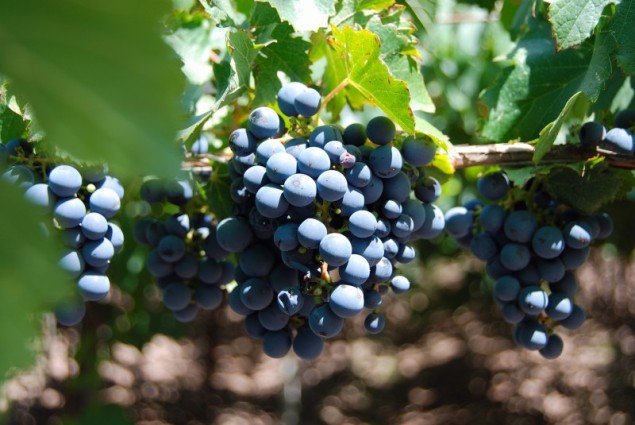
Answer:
[331,0,395,27]
[0,183,69,378]
[547,0,616,50]
[0,0,184,177]
[164,18,216,85]
[544,164,628,214]
[263,0,336,32]
[0,103,26,143]
[326,26,414,133]
[481,18,605,142]
[610,0,635,75]
[366,16,435,114]
[533,91,582,163]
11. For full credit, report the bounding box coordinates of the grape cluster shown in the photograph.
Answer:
[134,177,234,322]
[218,82,444,359]
[444,171,613,358]
[0,138,125,325]
[579,108,635,153]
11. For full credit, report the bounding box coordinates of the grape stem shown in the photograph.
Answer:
[316,78,350,118]
[449,143,635,170]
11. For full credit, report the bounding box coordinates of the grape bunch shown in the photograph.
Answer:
[217,81,444,359]
[0,138,125,325]
[134,177,234,322]
[444,171,613,358]
[579,108,635,154]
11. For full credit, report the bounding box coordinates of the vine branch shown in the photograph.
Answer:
[449,143,635,170]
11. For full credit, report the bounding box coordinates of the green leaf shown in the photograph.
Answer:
[262,0,336,32]
[366,16,435,113]
[0,103,27,143]
[0,183,69,378]
[533,91,582,163]
[357,0,395,9]
[548,0,616,49]
[610,0,635,75]
[327,26,414,133]
[164,18,216,85]
[481,18,605,142]
[544,164,628,214]
[414,115,450,151]
[0,0,184,177]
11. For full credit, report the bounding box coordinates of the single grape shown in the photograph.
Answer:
[294,87,321,117]
[559,304,585,329]
[351,236,384,267]
[504,210,537,243]
[550,272,578,297]
[293,326,324,360]
[480,204,506,233]
[539,334,564,359]
[469,232,498,261]
[157,235,186,263]
[402,137,436,166]
[345,162,372,188]
[444,206,473,238]
[349,210,377,238]
[545,292,573,321]
[285,137,308,159]
[518,286,549,315]
[248,106,280,139]
[297,218,327,249]
[274,222,300,252]
[364,313,385,334]
[368,145,403,179]
[255,184,289,219]
[316,169,348,202]
[198,258,222,284]
[579,121,605,147]
[298,147,331,178]
[390,275,410,294]
[396,244,415,264]
[309,304,344,338]
[266,152,298,184]
[191,136,208,155]
[239,278,274,311]
[601,127,634,154]
[494,276,521,302]
[228,128,257,157]
[162,282,192,311]
[277,287,305,315]
[53,198,86,229]
[81,212,109,240]
[414,176,441,203]
[414,204,445,239]
[366,116,396,145]
[501,302,525,324]
[89,188,120,218]
[339,254,371,286]
[563,220,593,249]
[54,298,86,327]
[500,243,531,271]
[258,302,290,331]
[59,250,85,278]
[263,330,292,358]
[516,321,549,350]
[536,258,565,282]
[283,173,317,207]
[477,171,510,201]
[77,272,111,301]
[382,172,411,203]
[48,165,82,197]
[319,233,352,267]
[24,183,55,212]
[244,312,266,339]
[337,186,365,216]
